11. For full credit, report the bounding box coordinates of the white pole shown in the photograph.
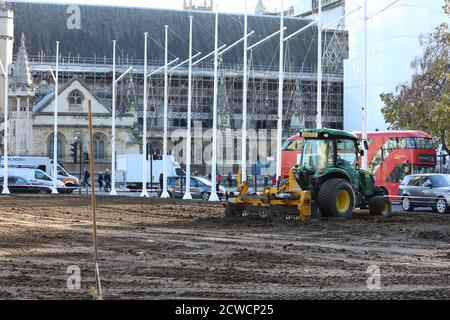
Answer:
[141,33,149,197]
[241,0,248,183]
[276,0,284,183]
[183,16,194,200]
[362,0,368,170]
[316,0,323,129]
[110,40,118,195]
[209,12,220,202]
[0,60,10,194]
[52,41,59,194]
[161,25,170,198]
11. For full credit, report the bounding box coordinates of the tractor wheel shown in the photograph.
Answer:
[318,179,355,219]
[369,196,392,217]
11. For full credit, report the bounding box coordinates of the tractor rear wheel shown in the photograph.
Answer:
[318,179,355,219]
[369,196,392,217]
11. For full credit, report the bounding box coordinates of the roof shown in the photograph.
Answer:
[8,1,326,69]
[32,77,110,113]
[301,128,358,140]
[352,131,433,139]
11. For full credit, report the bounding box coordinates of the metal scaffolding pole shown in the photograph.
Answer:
[0,60,10,194]
[362,0,368,170]
[111,40,117,196]
[183,16,194,200]
[141,32,149,197]
[276,0,284,183]
[241,0,248,183]
[111,41,132,196]
[316,0,323,129]
[51,41,59,194]
[161,25,171,198]
[209,12,220,202]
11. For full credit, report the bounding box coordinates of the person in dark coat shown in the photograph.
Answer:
[227,172,233,188]
[159,173,164,190]
[83,168,91,187]
[104,169,111,192]
[98,173,104,191]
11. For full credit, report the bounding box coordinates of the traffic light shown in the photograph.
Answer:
[152,150,162,161]
[70,142,78,164]
[84,152,89,164]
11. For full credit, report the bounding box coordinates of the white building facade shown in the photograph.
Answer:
[343,0,447,131]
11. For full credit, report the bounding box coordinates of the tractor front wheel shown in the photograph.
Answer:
[369,196,392,217]
[318,179,355,219]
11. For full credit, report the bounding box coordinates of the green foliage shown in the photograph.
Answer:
[380,0,450,154]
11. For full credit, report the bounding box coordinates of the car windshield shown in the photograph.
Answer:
[195,177,211,186]
[431,175,450,187]
[300,139,334,170]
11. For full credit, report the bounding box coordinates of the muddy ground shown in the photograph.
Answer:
[0,195,449,300]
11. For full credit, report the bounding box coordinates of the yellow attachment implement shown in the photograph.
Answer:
[226,168,312,223]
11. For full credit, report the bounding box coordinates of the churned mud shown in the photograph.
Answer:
[0,195,449,299]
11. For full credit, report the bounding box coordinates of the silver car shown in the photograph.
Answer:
[162,176,227,201]
[398,174,450,214]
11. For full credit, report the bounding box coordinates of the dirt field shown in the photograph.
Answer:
[0,195,449,300]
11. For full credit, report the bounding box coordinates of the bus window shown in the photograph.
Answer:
[282,140,302,151]
[386,164,412,183]
[414,138,434,149]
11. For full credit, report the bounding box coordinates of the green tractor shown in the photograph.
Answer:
[224,128,391,221]
[293,128,391,219]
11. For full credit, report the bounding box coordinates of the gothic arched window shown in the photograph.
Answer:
[47,139,63,160]
[68,90,84,110]
[93,134,105,160]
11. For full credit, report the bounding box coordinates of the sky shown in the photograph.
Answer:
[9,0,299,13]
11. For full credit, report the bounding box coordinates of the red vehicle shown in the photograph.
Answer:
[281,130,436,196]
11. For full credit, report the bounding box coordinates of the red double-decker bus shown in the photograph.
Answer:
[281,130,437,195]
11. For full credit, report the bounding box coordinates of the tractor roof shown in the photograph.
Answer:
[300,128,358,140]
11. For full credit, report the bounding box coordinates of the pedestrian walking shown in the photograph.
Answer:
[272,174,277,187]
[217,174,222,191]
[104,169,111,192]
[159,173,164,190]
[227,172,232,188]
[83,168,91,187]
[98,172,104,191]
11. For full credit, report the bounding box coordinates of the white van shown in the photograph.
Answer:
[0,167,66,193]
[0,157,79,187]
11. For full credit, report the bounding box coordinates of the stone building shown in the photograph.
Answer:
[1,1,347,175]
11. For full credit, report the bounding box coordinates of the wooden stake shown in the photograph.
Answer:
[88,100,103,300]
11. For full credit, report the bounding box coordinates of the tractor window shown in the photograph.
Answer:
[300,140,333,170]
[336,140,358,168]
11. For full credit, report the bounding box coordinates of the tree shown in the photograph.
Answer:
[380,0,450,155]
